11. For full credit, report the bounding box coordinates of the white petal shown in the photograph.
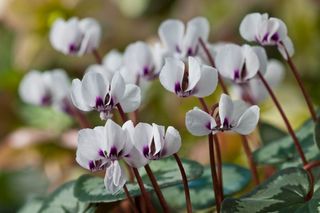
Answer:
[152,124,165,155]
[183,17,210,54]
[158,19,184,53]
[159,57,185,94]
[119,84,141,113]
[186,57,201,91]
[252,46,268,75]
[19,70,46,105]
[110,72,126,104]
[103,49,123,71]
[233,105,260,135]
[193,65,218,97]
[70,79,91,111]
[105,119,127,157]
[231,100,249,124]
[86,64,113,83]
[239,13,263,41]
[278,36,294,60]
[269,18,288,42]
[185,107,216,136]
[78,18,101,55]
[161,126,181,158]
[215,44,244,80]
[264,59,285,86]
[242,45,259,80]
[81,70,108,107]
[124,146,149,168]
[133,122,153,155]
[219,94,234,125]
[104,161,127,194]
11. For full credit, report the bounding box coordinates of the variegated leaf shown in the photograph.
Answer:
[258,122,287,145]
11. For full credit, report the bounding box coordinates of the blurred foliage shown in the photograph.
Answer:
[0,0,320,212]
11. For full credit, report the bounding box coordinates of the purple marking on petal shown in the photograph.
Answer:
[110,146,117,156]
[89,161,95,171]
[223,118,229,128]
[262,33,269,42]
[98,149,105,157]
[143,66,150,76]
[95,96,104,108]
[205,122,212,130]
[174,82,182,94]
[41,94,52,106]
[143,146,149,157]
[176,45,181,53]
[187,47,193,56]
[233,70,240,81]
[69,43,78,53]
[124,154,130,158]
[271,33,279,42]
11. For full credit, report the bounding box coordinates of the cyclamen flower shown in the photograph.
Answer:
[159,56,218,98]
[76,120,135,194]
[19,69,70,111]
[215,44,267,83]
[239,12,294,59]
[70,65,141,120]
[232,59,285,104]
[50,17,101,56]
[185,94,260,136]
[158,17,209,59]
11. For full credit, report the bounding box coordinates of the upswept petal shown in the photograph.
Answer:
[231,100,249,124]
[264,59,285,86]
[242,45,259,80]
[185,107,216,136]
[19,71,46,105]
[161,126,181,158]
[269,18,287,42]
[124,146,149,168]
[219,94,234,126]
[110,72,126,104]
[81,70,108,107]
[239,13,263,41]
[119,84,141,113]
[86,64,113,83]
[278,36,294,60]
[70,79,91,111]
[159,57,185,93]
[48,69,70,103]
[104,161,127,194]
[183,17,209,53]
[78,18,101,55]
[215,44,244,80]
[186,57,201,91]
[152,124,165,156]
[103,49,123,72]
[158,19,184,53]
[105,120,128,157]
[193,65,218,97]
[252,46,268,75]
[133,123,154,155]
[233,105,260,135]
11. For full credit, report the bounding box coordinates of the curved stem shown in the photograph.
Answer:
[198,98,209,113]
[92,49,102,64]
[304,160,320,171]
[257,71,308,165]
[65,101,91,128]
[213,134,224,200]
[132,168,156,213]
[198,38,229,95]
[241,136,260,185]
[173,153,192,213]
[116,103,128,123]
[281,44,317,122]
[208,134,221,212]
[123,184,139,213]
[144,165,170,213]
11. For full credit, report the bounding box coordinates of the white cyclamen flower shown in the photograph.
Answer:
[159,56,218,97]
[232,59,285,104]
[76,120,134,194]
[19,69,70,111]
[50,17,101,56]
[70,65,141,120]
[215,44,267,83]
[239,12,294,59]
[158,16,209,59]
[186,94,260,136]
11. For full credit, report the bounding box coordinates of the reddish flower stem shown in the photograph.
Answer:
[257,71,308,165]
[281,43,317,122]
[208,134,222,212]
[144,165,170,213]
[213,134,224,200]
[173,153,193,213]
[304,160,320,171]
[198,38,229,94]
[123,184,139,213]
[92,49,102,64]
[132,168,156,213]
[116,103,129,123]
[198,97,210,113]
[241,136,260,185]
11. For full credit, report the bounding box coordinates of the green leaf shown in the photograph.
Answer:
[139,157,204,188]
[160,164,251,211]
[19,105,73,132]
[254,118,319,167]
[40,181,95,213]
[258,122,287,145]
[18,198,43,213]
[314,119,320,150]
[74,174,153,203]
[221,167,318,213]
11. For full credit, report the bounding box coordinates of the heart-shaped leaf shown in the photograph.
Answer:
[40,181,95,213]
[221,167,318,213]
[314,119,320,150]
[18,198,43,213]
[258,122,287,144]
[159,164,251,211]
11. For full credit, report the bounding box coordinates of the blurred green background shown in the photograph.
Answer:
[0,0,320,212]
